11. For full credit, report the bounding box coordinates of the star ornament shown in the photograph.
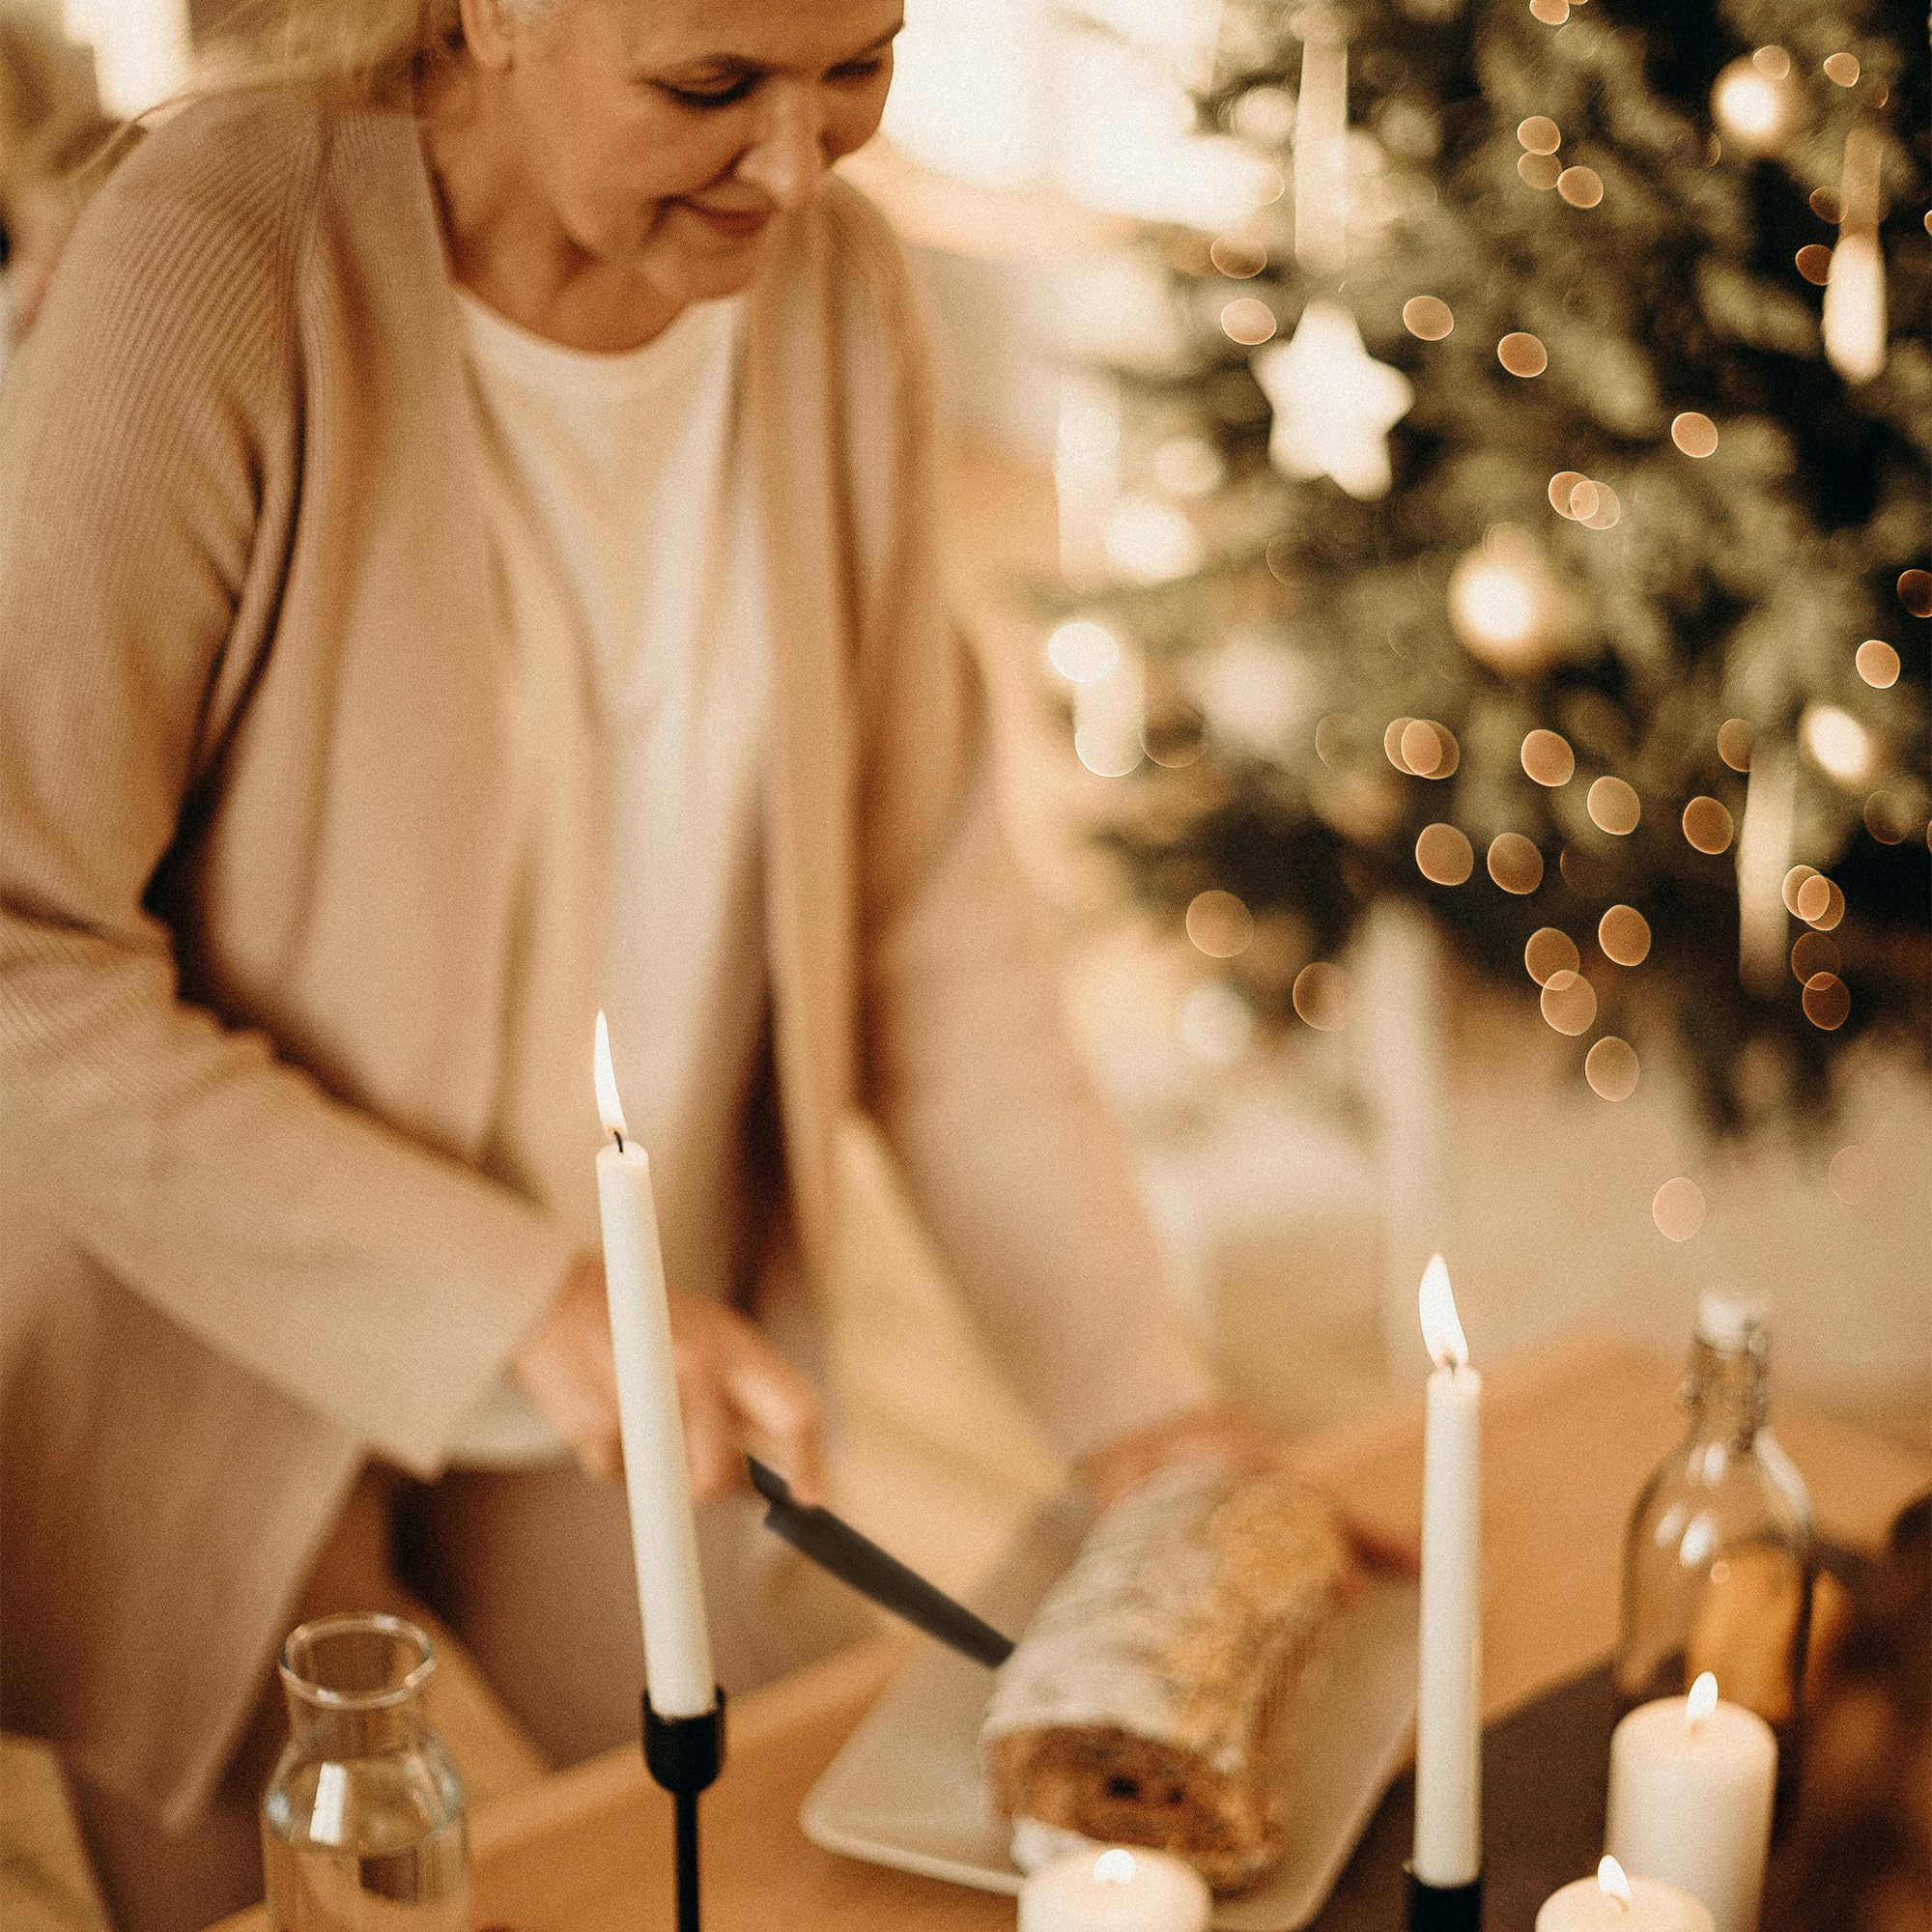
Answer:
[1253,298,1414,499]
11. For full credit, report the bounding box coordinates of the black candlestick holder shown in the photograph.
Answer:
[643,1690,725,1932]
[1406,1867,1483,1931]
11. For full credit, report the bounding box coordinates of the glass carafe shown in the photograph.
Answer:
[1615,1293,1814,1824]
[262,1611,470,1929]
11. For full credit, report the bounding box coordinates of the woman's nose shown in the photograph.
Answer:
[738,81,827,210]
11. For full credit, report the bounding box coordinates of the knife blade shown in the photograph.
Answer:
[746,1456,1015,1668]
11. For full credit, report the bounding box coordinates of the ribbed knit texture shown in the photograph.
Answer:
[0,84,1209,1829]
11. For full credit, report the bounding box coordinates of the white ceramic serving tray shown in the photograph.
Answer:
[801,1496,1420,1931]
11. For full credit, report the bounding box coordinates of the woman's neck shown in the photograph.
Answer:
[416,65,683,353]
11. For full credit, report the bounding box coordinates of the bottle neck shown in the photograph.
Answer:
[1682,1330,1770,1444]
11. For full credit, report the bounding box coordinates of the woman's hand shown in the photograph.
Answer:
[1075,1405,1419,1589]
[509,1254,826,1505]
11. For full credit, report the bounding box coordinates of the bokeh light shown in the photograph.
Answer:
[1828,1145,1876,1205]
[1717,719,1752,772]
[1863,789,1911,843]
[1518,116,1562,154]
[1781,866,1820,916]
[1587,777,1641,834]
[1801,703,1873,782]
[1670,412,1719,457]
[1794,244,1832,286]
[1556,165,1605,208]
[1802,972,1851,1030]
[1576,480,1621,530]
[1292,961,1352,1031]
[1528,0,1569,23]
[1790,931,1840,982]
[1403,296,1455,340]
[1653,1177,1707,1241]
[1385,718,1416,771]
[1540,968,1598,1036]
[1186,889,1255,958]
[1416,822,1475,885]
[1599,904,1652,966]
[1222,297,1279,346]
[1402,719,1459,778]
[1855,639,1900,688]
[1047,618,1122,683]
[1521,728,1576,785]
[1498,331,1548,377]
[1802,877,1845,932]
[1897,570,1932,618]
[1808,186,1840,222]
[1681,796,1735,854]
[1314,713,1355,766]
[1711,56,1799,154]
[1586,1037,1639,1100]
[1488,833,1545,894]
[1822,51,1860,86]
[1548,470,1588,517]
[1518,153,1560,189]
[1209,234,1267,278]
[1525,926,1580,985]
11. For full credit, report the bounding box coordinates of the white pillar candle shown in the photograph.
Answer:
[1017,1846,1211,1932]
[1605,1674,1776,1932]
[1538,1857,1715,1932]
[1413,1255,1482,1887]
[592,1012,716,1719]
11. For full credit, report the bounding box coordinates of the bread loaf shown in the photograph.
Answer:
[981,1462,1349,1891]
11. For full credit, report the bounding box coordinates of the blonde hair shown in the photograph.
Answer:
[197,0,482,104]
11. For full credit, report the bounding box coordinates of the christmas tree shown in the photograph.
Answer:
[1051,0,1928,1133]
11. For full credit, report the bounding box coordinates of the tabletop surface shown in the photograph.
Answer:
[210,1332,1930,1931]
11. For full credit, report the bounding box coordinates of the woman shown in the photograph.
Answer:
[0,2,1271,1922]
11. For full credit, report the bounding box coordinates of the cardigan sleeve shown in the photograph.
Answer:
[823,189,1217,1461]
[0,106,576,1477]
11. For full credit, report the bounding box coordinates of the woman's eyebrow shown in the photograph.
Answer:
[659,20,905,73]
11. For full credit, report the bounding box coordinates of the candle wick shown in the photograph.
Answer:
[612,1128,626,1153]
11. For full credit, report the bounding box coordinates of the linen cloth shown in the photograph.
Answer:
[0,83,1211,1831]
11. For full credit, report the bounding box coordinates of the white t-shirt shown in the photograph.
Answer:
[448,290,770,1463]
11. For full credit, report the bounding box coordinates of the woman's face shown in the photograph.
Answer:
[470,0,901,309]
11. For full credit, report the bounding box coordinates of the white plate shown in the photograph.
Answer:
[801,1496,1419,1930]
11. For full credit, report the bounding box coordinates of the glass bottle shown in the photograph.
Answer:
[262,1611,471,1930]
[1615,1293,1815,1824]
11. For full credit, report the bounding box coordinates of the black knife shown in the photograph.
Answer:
[746,1456,1015,1668]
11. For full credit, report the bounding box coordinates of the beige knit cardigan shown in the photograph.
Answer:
[0,87,1208,1827]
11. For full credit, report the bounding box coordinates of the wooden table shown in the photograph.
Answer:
[212,1334,1929,1931]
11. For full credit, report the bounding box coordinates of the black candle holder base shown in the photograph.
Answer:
[1406,1867,1483,1931]
[643,1690,725,1932]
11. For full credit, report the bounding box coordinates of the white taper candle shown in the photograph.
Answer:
[1413,1254,1482,1886]
[593,1011,716,1719]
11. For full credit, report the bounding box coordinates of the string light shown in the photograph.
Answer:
[1448,525,1565,670]
[1653,1177,1707,1241]
[1801,703,1873,783]
[1670,412,1719,457]
[1586,1037,1639,1100]
[1711,52,1801,155]
[1855,639,1899,688]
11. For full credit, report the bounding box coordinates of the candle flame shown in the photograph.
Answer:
[1418,1254,1468,1369]
[1688,1671,1719,1727]
[1598,1856,1633,1908]
[1094,1849,1138,1887]
[593,1010,629,1144]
